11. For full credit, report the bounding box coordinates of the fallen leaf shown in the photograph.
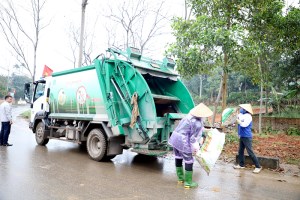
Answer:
[211,187,220,192]
[277,179,287,182]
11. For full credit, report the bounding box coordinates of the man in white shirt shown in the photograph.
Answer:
[0,95,13,146]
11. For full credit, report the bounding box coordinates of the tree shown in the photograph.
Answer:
[0,0,48,81]
[10,73,31,99]
[106,0,169,54]
[67,22,96,68]
[0,75,8,98]
[168,0,247,122]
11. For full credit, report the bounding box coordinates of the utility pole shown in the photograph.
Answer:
[78,0,88,68]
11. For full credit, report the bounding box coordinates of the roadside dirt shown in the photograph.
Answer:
[221,132,300,176]
[212,107,300,176]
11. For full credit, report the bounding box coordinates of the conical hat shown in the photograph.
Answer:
[189,103,213,118]
[239,104,253,115]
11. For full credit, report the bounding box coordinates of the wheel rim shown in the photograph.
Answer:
[90,135,103,156]
[36,126,44,141]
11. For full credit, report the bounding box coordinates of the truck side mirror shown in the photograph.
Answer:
[24,83,31,103]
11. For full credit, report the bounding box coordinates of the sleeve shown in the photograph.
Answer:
[4,104,12,121]
[190,120,202,151]
[238,113,252,127]
[189,119,197,144]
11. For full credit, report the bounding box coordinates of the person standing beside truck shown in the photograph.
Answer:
[0,95,13,146]
[168,103,213,189]
[233,104,262,174]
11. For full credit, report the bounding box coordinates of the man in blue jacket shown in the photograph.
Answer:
[233,104,262,174]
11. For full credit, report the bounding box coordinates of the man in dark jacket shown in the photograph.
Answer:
[233,104,262,173]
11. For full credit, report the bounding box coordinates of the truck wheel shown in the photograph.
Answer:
[87,129,107,161]
[35,122,49,145]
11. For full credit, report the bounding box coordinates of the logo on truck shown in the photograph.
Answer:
[76,86,87,105]
[58,89,66,105]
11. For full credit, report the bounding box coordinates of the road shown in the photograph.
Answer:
[0,105,299,200]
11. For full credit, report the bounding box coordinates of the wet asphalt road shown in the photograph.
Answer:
[0,105,299,200]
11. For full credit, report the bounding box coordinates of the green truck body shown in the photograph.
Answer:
[26,47,194,161]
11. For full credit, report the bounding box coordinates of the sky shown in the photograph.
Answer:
[0,0,298,80]
[0,0,186,79]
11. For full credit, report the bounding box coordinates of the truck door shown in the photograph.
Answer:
[30,80,47,124]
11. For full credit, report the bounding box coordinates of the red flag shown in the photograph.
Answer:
[42,65,53,77]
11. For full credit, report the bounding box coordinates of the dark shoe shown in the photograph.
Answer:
[4,143,13,146]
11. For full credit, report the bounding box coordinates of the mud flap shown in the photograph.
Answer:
[107,136,125,156]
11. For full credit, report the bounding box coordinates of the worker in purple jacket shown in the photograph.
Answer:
[233,104,262,174]
[168,103,213,188]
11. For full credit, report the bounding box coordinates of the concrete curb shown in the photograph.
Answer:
[236,155,280,169]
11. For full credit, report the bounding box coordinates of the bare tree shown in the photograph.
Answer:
[0,0,48,82]
[78,0,88,67]
[67,24,80,68]
[68,11,99,68]
[106,0,169,54]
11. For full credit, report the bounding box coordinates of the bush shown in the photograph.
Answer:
[225,132,239,144]
[287,127,300,136]
[227,92,259,104]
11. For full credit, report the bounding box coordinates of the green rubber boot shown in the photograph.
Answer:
[184,170,198,189]
[176,167,184,183]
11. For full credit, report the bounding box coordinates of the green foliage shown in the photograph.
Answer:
[0,75,8,98]
[227,92,259,104]
[269,106,300,118]
[20,110,31,119]
[169,0,299,110]
[10,73,31,99]
[271,50,300,93]
[168,1,246,78]
[262,126,279,135]
[279,7,300,52]
[286,158,300,165]
[287,127,300,136]
[225,132,239,144]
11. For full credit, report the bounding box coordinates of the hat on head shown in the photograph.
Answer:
[239,104,253,115]
[189,103,213,118]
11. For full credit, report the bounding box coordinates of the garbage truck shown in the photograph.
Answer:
[24,47,194,161]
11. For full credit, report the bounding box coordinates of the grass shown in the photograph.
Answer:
[20,110,31,119]
[286,158,300,165]
[257,134,269,138]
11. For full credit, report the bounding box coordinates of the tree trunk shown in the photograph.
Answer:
[199,75,202,98]
[78,0,88,68]
[221,53,228,115]
[33,50,37,82]
[212,72,223,126]
[258,57,263,134]
[265,89,268,115]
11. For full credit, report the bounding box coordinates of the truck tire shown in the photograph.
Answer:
[87,129,107,161]
[35,121,49,145]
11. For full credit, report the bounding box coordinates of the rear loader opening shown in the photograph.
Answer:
[142,74,180,117]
